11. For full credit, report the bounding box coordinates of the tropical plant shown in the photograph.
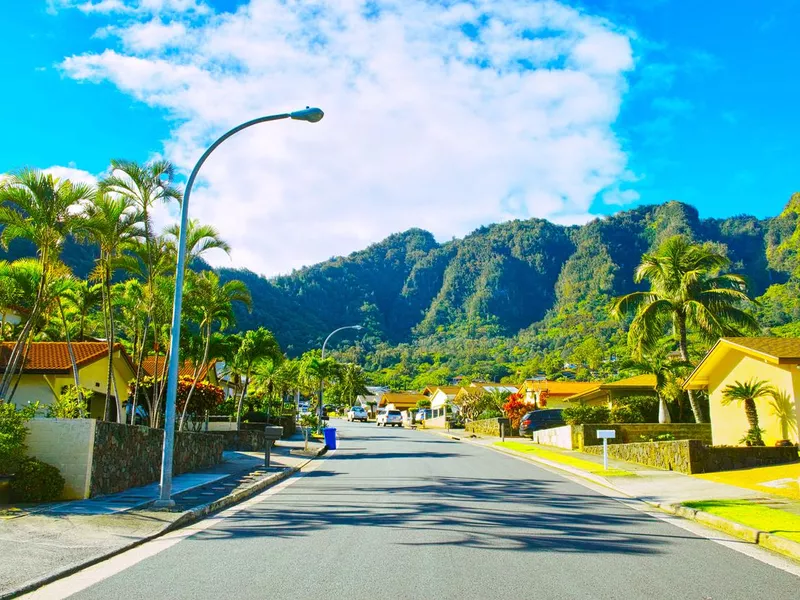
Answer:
[78,194,143,421]
[502,393,528,430]
[611,235,759,423]
[299,412,318,451]
[164,219,231,267]
[721,378,775,446]
[62,280,103,342]
[178,271,251,430]
[233,328,283,429]
[0,401,38,475]
[335,363,369,408]
[0,169,92,401]
[562,403,610,425]
[47,385,92,419]
[768,389,797,442]
[10,457,65,502]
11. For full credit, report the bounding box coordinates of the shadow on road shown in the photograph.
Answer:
[190,474,681,556]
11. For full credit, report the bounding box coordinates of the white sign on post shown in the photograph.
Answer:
[596,430,615,470]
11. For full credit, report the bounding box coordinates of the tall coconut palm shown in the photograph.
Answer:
[100,161,180,416]
[0,170,92,399]
[178,271,251,430]
[611,235,759,423]
[78,194,144,421]
[721,378,774,446]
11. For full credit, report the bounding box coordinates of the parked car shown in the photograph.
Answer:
[377,409,403,427]
[519,409,565,437]
[347,406,368,422]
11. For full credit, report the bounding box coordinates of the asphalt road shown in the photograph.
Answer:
[37,420,800,599]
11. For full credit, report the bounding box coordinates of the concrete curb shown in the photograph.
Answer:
[1,446,327,599]
[443,432,800,564]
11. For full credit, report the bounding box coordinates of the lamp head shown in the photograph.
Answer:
[353,325,363,330]
[290,107,324,123]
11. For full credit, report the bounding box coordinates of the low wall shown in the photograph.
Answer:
[583,439,798,474]
[26,419,95,500]
[214,430,266,451]
[573,423,712,449]
[423,415,448,429]
[533,425,573,449]
[28,420,224,499]
[464,418,515,437]
[91,422,223,497]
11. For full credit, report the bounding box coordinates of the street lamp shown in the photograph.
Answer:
[318,325,363,427]
[154,107,325,507]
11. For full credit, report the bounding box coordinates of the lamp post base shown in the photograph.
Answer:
[152,498,176,509]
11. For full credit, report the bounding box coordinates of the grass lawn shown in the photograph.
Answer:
[494,442,634,477]
[683,500,800,543]
[694,461,800,501]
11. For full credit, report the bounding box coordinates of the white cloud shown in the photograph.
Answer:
[58,0,636,276]
[42,165,99,186]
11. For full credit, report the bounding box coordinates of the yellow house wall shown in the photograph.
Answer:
[10,375,57,409]
[707,352,799,446]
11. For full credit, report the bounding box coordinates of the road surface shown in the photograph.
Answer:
[27,420,800,599]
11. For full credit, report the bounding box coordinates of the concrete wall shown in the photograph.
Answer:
[25,419,95,499]
[464,418,515,437]
[533,425,573,449]
[424,415,448,429]
[707,352,800,446]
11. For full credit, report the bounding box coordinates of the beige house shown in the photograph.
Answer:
[0,342,136,420]
[684,337,800,446]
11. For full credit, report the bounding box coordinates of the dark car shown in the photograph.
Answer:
[519,409,565,437]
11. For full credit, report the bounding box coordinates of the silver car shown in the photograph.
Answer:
[377,409,403,427]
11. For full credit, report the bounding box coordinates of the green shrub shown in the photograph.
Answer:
[610,404,645,424]
[477,409,503,420]
[0,402,38,475]
[563,403,610,425]
[47,386,91,419]
[10,457,64,503]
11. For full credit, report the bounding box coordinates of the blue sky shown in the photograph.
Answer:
[2,1,799,274]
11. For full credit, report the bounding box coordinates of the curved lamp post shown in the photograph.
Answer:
[318,325,362,427]
[155,107,325,507]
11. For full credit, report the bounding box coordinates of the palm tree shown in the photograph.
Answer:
[611,235,759,423]
[0,170,92,400]
[100,161,180,415]
[234,328,282,430]
[78,194,143,422]
[164,219,232,267]
[178,271,251,430]
[63,280,104,341]
[721,378,774,446]
[623,340,691,424]
[336,363,369,409]
[250,358,286,422]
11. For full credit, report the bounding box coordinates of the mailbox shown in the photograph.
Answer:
[263,425,284,468]
[596,430,616,440]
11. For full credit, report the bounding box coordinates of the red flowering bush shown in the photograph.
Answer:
[502,393,528,431]
[538,390,549,408]
[176,376,225,414]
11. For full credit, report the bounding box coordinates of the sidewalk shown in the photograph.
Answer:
[439,430,800,562]
[0,435,324,598]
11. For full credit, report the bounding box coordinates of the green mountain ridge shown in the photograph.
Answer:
[2,199,793,361]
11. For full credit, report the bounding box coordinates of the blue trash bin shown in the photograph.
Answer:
[323,427,337,450]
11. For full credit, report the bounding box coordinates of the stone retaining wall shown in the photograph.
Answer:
[214,430,266,451]
[91,422,223,496]
[583,439,798,474]
[573,423,712,449]
[465,418,515,437]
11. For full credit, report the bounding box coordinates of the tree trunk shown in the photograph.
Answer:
[744,397,759,430]
[8,335,34,403]
[131,315,150,426]
[58,300,82,394]
[104,267,123,423]
[179,322,211,431]
[235,367,250,431]
[676,315,705,423]
[657,393,672,424]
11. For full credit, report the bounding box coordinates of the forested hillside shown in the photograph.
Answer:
[5,197,799,388]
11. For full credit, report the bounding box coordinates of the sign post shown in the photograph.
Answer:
[596,429,616,470]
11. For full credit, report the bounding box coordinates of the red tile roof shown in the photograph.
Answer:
[0,342,133,374]
[140,356,215,380]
